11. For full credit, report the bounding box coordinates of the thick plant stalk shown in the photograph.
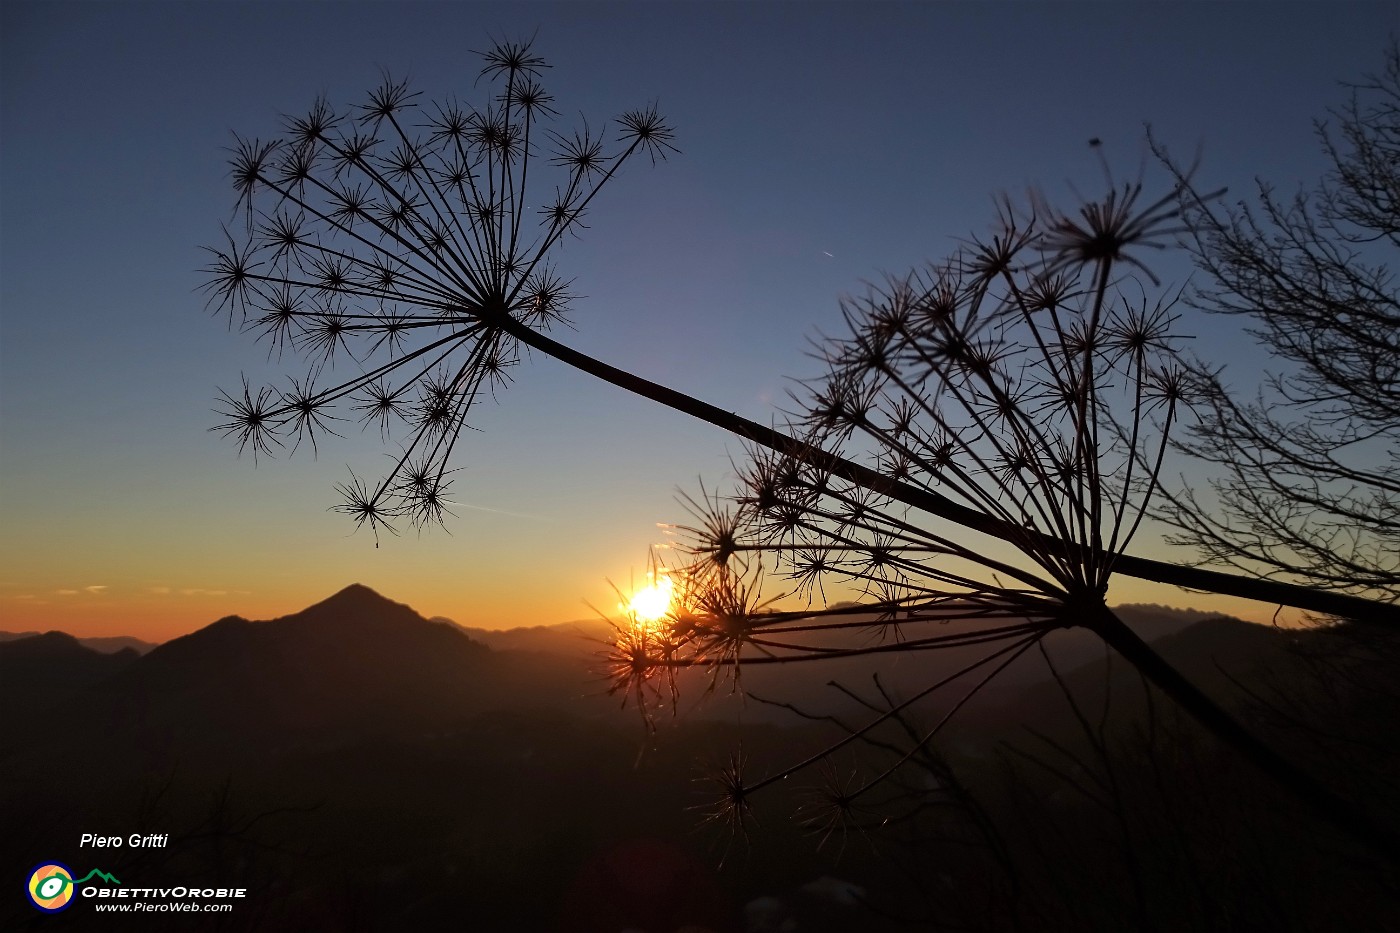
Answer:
[497,312,1400,628]
[1089,603,1400,862]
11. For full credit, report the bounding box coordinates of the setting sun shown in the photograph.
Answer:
[628,574,674,624]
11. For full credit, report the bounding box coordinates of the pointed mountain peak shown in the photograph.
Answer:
[306,583,396,612]
[285,584,431,631]
[331,582,382,600]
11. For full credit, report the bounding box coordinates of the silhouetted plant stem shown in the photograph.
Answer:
[1086,602,1400,863]
[494,311,1400,627]
[206,40,1400,882]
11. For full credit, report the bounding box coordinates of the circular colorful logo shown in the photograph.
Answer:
[26,862,76,913]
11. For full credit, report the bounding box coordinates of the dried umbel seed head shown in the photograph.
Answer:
[617,168,1210,827]
[203,36,675,540]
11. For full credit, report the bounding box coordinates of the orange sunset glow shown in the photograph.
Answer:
[2,544,1299,645]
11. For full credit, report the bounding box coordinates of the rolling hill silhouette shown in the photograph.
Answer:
[4,586,1224,756]
[6,584,588,762]
[0,584,1258,765]
[0,630,141,707]
[950,614,1302,748]
[2,585,864,930]
[3,587,1226,751]
[6,585,1375,931]
[0,630,156,653]
[442,602,1212,725]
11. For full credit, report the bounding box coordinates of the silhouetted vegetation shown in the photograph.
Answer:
[605,64,1398,866]
[201,38,675,538]
[192,35,1400,929]
[1153,39,1399,602]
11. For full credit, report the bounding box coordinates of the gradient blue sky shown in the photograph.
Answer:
[2,1,1394,640]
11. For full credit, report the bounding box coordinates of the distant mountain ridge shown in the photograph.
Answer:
[434,602,1226,724]
[437,602,1216,657]
[437,616,615,652]
[1,599,1221,661]
[0,630,156,654]
[2,584,587,761]
[109,584,565,742]
[2,585,1256,756]
[0,631,143,704]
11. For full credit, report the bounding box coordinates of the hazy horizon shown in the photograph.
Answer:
[0,580,1254,645]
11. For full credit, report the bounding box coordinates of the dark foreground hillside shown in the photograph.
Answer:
[2,586,890,931]
[3,586,1397,930]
